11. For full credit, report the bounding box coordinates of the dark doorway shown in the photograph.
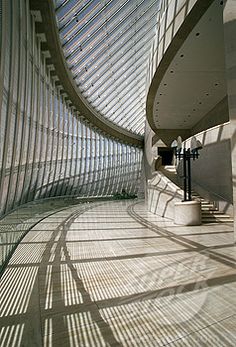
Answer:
[158,147,174,165]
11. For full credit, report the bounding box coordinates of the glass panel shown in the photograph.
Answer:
[54,0,160,135]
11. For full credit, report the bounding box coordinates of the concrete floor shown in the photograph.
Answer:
[0,200,236,346]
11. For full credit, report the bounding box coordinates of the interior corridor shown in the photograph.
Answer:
[1,200,236,346]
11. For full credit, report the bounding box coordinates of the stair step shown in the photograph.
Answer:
[202,214,233,219]
[201,207,217,211]
[206,215,232,219]
[203,218,234,223]
[161,168,233,224]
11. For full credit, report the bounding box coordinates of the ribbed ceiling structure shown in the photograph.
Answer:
[54,0,160,136]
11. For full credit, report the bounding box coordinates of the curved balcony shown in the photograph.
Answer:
[146,0,226,141]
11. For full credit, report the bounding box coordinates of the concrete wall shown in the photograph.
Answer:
[181,123,233,214]
[223,0,236,236]
[145,0,235,234]
[147,0,199,86]
[146,0,221,151]
[191,97,229,135]
[146,0,215,116]
[148,171,183,219]
[144,121,156,179]
[148,123,233,219]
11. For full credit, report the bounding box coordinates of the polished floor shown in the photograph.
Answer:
[0,200,236,346]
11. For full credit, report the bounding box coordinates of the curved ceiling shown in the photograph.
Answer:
[54,0,160,136]
[150,0,226,131]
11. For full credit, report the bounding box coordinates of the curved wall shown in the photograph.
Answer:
[0,0,142,218]
[180,123,233,213]
[145,0,235,222]
[146,0,216,133]
[223,0,236,235]
[146,0,200,95]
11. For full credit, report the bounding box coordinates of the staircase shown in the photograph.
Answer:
[160,166,233,224]
[191,192,233,224]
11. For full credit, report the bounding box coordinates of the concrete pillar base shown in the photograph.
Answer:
[174,201,201,226]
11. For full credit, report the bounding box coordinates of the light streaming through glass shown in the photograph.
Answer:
[54,0,160,135]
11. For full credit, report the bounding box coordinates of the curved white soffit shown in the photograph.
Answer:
[54,0,160,136]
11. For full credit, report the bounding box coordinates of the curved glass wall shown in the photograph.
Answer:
[0,0,143,218]
[54,0,161,135]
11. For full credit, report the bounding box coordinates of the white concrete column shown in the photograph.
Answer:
[174,201,202,226]
[223,0,236,239]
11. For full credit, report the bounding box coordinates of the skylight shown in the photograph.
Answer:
[54,0,160,136]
